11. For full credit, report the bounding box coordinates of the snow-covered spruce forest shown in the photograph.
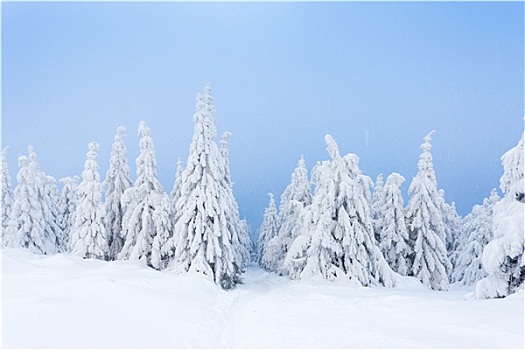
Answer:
[1,84,524,347]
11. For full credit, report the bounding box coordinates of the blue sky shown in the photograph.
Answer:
[2,2,523,232]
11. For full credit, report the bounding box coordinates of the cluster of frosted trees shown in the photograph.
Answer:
[258,131,524,298]
[1,84,252,289]
[1,83,522,297]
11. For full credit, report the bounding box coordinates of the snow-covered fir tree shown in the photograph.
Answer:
[371,173,384,238]
[134,122,163,193]
[405,131,451,291]
[282,160,325,279]
[1,147,14,245]
[6,155,53,253]
[44,174,65,251]
[440,190,462,251]
[339,146,394,286]
[151,194,174,270]
[220,132,232,179]
[240,218,255,263]
[118,121,164,266]
[283,135,395,286]
[376,172,411,275]
[170,158,184,207]
[266,155,311,274]
[258,193,280,271]
[239,218,253,267]
[70,142,109,260]
[58,176,80,249]
[27,146,62,252]
[104,126,132,260]
[438,189,463,271]
[220,131,251,270]
[452,190,499,286]
[167,84,244,289]
[453,204,485,285]
[476,132,524,299]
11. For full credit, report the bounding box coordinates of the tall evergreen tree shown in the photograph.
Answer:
[6,155,53,253]
[133,122,163,193]
[2,147,61,253]
[27,146,62,252]
[104,126,132,260]
[45,174,65,251]
[258,193,280,270]
[438,189,463,271]
[283,135,395,286]
[371,173,384,239]
[70,142,108,260]
[119,121,164,266]
[151,194,174,270]
[266,155,311,274]
[240,218,255,263]
[452,191,498,286]
[220,131,251,270]
[1,147,14,245]
[58,176,80,249]
[376,172,411,275]
[170,158,184,207]
[476,132,524,298]
[282,160,326,279]
[168,84,242,289]
[405,131,450,290]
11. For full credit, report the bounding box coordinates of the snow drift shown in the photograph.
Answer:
[2,248,523,349]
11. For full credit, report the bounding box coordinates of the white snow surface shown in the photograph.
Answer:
[2,248,523,349]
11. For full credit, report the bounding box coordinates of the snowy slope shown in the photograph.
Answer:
[2,248,523,349]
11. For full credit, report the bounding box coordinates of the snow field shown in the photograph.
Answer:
[2,248,523,349]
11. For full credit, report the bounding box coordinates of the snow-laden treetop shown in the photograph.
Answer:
[192,82,217,140]
[115,126,126,141]
[87,142,99,160]
[138,121,150,138]
[81,142,100,183]
[415,130,438,184]
[17,155,29,169]
[27,145,37,162]
[421,130,436,152]
[325,134,340,160]
[386,172,405,188]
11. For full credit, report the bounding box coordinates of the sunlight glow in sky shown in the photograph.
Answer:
[2,2,524,231]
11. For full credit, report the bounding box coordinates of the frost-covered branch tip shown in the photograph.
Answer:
[421,130,436,151]
[324,134,340,160]
[115,126,126,141]
[27,145,37,162]
[138,121,151,137]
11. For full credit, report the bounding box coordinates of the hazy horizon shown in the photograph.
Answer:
[3,2,523,231]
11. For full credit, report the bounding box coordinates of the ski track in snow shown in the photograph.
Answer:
[2,248,524,349]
